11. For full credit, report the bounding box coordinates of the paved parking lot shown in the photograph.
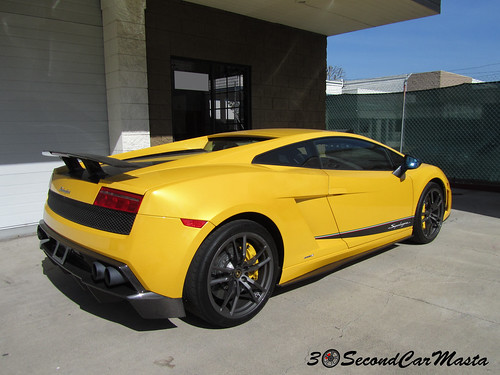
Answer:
[1,189,499,374]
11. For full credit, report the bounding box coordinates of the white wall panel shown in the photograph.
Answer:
[0,0,108,232]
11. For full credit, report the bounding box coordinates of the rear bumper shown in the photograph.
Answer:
[37,220,185,319]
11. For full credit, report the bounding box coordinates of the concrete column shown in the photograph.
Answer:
[101,0,150,154]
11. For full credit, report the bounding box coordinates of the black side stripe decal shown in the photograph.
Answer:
[316,217,414,240]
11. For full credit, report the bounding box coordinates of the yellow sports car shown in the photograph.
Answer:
[38,129,451,327]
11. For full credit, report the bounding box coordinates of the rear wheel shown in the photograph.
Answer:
[184,220,278,327]
[412,182,445,244]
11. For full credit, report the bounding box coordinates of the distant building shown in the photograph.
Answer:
[407,71,482,91]
[326,80,345,95]
[327,71,481,95]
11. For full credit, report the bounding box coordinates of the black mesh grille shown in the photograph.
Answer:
[47,190,136,235]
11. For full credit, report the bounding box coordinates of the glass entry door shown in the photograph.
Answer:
[172,58,251,141]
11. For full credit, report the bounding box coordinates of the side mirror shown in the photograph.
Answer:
[393,155,422,178]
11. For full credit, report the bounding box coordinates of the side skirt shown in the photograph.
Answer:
[278,235,412,289]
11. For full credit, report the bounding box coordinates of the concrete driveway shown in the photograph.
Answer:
[1,189,499,374]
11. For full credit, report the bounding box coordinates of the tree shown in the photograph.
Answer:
[326,65,345,81]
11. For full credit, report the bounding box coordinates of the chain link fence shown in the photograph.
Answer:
[326,78,500,187]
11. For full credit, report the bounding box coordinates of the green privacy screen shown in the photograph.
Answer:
[326,81,500,187]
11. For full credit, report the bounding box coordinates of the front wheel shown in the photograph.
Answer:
[184,220,278,327]
[412,182,445,244]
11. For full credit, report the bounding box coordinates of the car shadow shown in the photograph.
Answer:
[273,244,398,296]
[451,188,500,219]
[40,242,404,330]
[42,258,177,331]
[179,314,224,329]
[164,244,400,329]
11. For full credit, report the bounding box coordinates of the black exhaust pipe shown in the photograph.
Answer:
[104,267,126,287]
[37,226,48,241]
[92,262,106,282]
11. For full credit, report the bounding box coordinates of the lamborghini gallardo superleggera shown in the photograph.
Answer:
[38,129,451,327]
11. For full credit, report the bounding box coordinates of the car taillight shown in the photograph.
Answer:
[94,187,143,214]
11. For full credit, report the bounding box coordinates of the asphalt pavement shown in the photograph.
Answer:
[1,188,499,374]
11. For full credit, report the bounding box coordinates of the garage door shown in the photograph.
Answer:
[0,0,108,233]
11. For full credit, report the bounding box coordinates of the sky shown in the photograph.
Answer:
[326,0,500,81]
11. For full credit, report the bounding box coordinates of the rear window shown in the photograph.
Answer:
[124,136,270,165]
[125,149,207,164]
[204,136,270,152]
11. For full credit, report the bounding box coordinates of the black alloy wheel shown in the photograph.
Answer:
[412,182,445,244]
[184,220,278,327]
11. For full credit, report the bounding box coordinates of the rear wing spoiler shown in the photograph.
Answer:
[42,151,141,182]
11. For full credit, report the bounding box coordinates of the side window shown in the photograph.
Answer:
[314,137,395,171]
[252,141,320,168]
[387,149,404,167]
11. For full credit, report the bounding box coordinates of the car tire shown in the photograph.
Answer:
[184,220,278,327]
[412,182,445,244]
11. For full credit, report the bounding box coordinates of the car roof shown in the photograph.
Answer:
[208,128,335,139]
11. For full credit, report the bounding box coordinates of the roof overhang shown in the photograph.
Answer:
[183,0,440,36]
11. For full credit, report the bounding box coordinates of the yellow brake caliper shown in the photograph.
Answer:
[421,203,427,229]
[245,243,259,280]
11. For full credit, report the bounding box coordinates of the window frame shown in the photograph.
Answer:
[252,136,404,171]
[313,136,403,171]
[171,57,252,141]
[252,140,321,169]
